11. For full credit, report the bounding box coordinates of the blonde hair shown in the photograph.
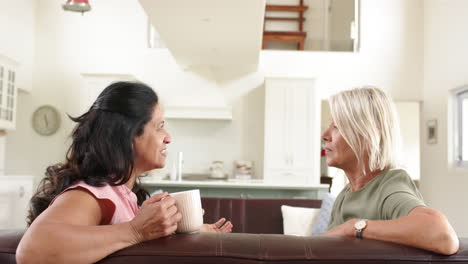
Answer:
[329,86,401,174]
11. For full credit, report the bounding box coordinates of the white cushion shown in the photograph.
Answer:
[281,205,321,236]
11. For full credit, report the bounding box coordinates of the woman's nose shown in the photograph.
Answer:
[164,133,171,144]
[321,129,330,142]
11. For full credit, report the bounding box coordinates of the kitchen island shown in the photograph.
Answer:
[141,178,329,199]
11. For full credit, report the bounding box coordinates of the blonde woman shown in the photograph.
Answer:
[321,87,459,255]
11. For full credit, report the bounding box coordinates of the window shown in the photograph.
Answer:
[455,88,468,167]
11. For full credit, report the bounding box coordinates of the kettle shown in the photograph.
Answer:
[209,161,225,179]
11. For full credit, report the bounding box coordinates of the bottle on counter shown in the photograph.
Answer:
[170,162,177,181]
[177,151,183,182]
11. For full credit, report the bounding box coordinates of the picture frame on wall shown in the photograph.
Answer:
[427,119,437,144]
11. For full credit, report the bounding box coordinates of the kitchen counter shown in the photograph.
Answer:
[141,178,328,190]
[141,177,329,199]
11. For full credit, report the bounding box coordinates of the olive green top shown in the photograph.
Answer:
[328,169,425,230]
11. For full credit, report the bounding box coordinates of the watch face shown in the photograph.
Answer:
[355,220,367,229]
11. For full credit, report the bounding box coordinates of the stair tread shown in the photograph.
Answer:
[264,31,307,36]
[266,5,309,12]
[265,17,305,21]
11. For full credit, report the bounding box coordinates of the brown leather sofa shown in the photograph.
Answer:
[1,197,467,263]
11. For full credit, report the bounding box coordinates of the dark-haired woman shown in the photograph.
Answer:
[16,82,233,264]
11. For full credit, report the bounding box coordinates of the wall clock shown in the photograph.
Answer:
[31,105,61,136]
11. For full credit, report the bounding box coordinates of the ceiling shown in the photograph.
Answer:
[138,0,266,73]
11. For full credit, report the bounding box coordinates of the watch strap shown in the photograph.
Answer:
[355,219,368,239]
[356,229,363,239]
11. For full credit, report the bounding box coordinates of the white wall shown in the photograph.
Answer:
[4,0,265,180]
[421,0,468,236]
[164,86,265,179]
[395,102,420,181]
[0,0,35,176]
[5,0,149,178]
[329,0,354,51]
[0,0,36,91]
[261,0,423,101]
[5,0,424,184]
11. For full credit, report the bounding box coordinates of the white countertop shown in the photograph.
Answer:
[141,178,329,190]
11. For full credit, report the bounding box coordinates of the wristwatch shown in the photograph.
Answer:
[354,219,368,239]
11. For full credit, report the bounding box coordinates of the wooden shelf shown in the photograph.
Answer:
[266,5,309,12]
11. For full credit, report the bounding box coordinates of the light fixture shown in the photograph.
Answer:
[62,0,91,15]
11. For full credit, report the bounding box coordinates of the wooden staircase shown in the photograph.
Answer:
[262,0,308,50]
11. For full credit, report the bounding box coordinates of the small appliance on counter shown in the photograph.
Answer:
[234,160,253,180]
[209,161,228,179]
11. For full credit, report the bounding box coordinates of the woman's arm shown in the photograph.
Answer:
[16,190,181,264]
[324,206,459,255]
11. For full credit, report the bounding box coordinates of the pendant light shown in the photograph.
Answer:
[62,0,91,15]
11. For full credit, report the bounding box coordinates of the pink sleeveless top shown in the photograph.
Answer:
[50,181,139,224]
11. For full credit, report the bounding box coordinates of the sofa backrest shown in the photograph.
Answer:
[201,197,322,234]
[2,230,468,264]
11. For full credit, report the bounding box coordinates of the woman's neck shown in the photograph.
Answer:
[126,170,141,190]
[125,179,135,190]
[345,166,383,192]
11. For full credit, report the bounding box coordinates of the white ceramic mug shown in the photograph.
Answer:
[170,189,203,233]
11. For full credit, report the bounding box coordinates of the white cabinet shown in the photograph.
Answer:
[263,77,320,185]
[0,176,34,229]
[0,55,18,130]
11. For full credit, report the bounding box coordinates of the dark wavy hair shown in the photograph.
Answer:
[27,81,158,225]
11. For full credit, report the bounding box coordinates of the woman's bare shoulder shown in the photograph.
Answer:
[37,188,106,226]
